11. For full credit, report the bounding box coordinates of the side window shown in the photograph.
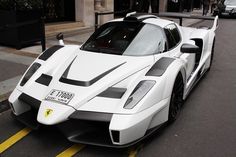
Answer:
[164,24,181,50]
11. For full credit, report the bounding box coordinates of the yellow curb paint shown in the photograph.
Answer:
[128,149,138,157]
[56,144,85,157]
[0,127,32,153]
[128,144,143,157]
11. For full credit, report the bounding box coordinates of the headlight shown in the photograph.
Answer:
[124,80,155,109]
[20,63,41,86]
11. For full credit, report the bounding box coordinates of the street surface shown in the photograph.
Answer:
[0,18,236,157]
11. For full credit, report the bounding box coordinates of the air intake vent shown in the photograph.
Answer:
[111,130,120,143]
[18,93,41,110]
[35,74,52,86]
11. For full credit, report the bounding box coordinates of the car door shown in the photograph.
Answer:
[164,24,196,80]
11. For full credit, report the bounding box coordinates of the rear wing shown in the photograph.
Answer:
[157,12,219,31]
[126,12,219,31]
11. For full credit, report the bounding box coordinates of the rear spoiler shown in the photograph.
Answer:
[157,12,219,31]
[126,12,219,31]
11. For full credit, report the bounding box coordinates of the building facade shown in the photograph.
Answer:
[43,0,201,27]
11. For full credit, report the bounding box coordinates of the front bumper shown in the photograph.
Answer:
[10,91,170,147]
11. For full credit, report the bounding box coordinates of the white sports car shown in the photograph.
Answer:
[9,13,218,147]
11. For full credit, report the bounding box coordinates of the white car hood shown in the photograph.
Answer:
[20,48,154,124]
[44,50,154,110]
[64,51,127,85]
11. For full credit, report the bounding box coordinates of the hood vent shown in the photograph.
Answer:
[59,62,126,87]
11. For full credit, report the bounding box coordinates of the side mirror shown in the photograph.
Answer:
[181,43,200,54]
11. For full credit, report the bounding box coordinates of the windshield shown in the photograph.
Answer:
[81,22,166,56]
[224,0,236,5]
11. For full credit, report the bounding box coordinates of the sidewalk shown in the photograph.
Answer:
[0,9,206,103]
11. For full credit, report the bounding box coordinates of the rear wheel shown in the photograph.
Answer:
[168,73,184,123]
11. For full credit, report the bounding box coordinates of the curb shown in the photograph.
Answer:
[0,92,11,103]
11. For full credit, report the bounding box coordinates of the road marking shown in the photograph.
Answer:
[56,144,85,157]
[129,149,138,157]
[128,144,143,157]
[0,127,32,153]
[0,75,22,101]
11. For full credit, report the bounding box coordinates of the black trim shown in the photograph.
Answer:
[58,119,113,147]
[164,24,182,51]
[20,62,41,86]
[124,14,158,22]
[146,57,175,76]
[59,119,164,148]
[69,111,113,122]
[98,87,126,99]
[18,93,41,110]
[111,130,120,143]
[39,45,64,61]
[35,74,52,86]
[12,111,40,130]
[61,56,77,78]
[60,62,126,87]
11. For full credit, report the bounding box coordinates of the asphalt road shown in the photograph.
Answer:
[0,18,236,157]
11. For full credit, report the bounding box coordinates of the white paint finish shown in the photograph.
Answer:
[78,97,120,113]
[109,98,169,145]
[37,101,75,125]
[67,52,125,81]
[8,15,218,145]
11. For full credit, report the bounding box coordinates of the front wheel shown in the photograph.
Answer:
[168,73,184,123]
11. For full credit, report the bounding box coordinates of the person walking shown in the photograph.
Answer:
[143,0,160,13]
[202,0,210,15]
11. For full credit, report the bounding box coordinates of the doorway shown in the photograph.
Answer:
[43,0,75,23]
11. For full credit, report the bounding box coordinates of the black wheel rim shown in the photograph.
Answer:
[169,79,184,121]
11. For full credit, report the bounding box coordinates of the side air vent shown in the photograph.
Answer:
[111,130,120,143]
[39,45,64,61]
[35,74,52,86]
[146,57,175,76]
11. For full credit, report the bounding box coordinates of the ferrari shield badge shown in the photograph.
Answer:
[44,109,53,117]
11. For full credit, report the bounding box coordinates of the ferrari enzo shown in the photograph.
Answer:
[9,13,218,147]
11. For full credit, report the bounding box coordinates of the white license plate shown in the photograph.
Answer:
[45,90,74,104]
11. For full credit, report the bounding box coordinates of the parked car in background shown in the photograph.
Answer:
[213,0,236,16]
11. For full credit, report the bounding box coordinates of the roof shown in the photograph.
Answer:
[142,18,175,28]
[110,14,175,28]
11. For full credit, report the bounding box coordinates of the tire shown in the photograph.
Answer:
[208,38,215,71]
[168,73,184,123]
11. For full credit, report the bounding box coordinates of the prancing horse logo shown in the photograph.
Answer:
[45,109,53,117]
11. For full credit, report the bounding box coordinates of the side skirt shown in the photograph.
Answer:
[184,67,208,99]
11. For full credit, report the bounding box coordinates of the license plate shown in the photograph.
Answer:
[45,90,74,104]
